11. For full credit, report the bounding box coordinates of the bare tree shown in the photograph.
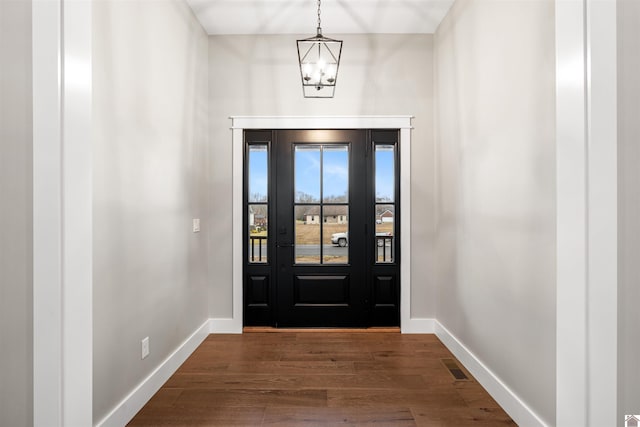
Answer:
[295,191,319,203]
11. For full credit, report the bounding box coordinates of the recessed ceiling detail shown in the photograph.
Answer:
[186,0,455,35]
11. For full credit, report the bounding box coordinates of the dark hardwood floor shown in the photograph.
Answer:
[128,332,516,426]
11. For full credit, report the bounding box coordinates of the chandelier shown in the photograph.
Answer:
[296,0,343,98]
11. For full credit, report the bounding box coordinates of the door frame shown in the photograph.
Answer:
[229,116,414,333]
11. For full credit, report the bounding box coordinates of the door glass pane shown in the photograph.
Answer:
[295,146,321,203]
[248,204,268,263]
[375,205,395,263]
[295,144,351,265]
[375,145,395,203]
[323,145,349,203]
[376,204,394,263]
[323,205,349,264]
[295,205,320,264]
[248,145,268,203]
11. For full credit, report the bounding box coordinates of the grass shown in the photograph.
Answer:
[294,255,350,264]
[250,222,394,245]
[295,222,346,245]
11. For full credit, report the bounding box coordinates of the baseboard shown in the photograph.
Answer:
[401,318,435,333]
[95,319,210,427]
[209,317,243,333]
[434,321,549,427]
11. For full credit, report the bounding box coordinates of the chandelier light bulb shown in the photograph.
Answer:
[326,65,335,82]
[303,63,313,81]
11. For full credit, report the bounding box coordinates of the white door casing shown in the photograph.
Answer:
[226,116,417,333]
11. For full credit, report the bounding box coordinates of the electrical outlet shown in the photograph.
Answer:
[141,337,149,359]
[192,218,200,233]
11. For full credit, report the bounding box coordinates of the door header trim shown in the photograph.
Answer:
[230,116,413,130]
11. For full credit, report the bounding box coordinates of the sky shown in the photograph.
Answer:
[248,144,395,203]
[248,147,268,202]
[295,145,347,202]
[375,146,395,202]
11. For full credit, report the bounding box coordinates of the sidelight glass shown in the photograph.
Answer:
[375,145,395,203]
[248,204,268,263]
[375,145,395,263]
[375,204,394,263]
[249,145,268,203]
[248,145,268,263]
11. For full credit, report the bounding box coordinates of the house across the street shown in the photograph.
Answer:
[377,209,394,223]
[302,206,348,224]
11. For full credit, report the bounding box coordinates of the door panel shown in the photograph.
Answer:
[373,275,396,307]
[275,130,367,327]
[369,131,401,326]
[294,275,349,306]
[243,131,274,326]
[246,275,269,307]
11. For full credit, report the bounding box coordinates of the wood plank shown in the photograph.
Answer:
[128,406,266,426]
[225,361,355,375]
[279,351,376,362]
[173,389,328,408]
[263,407,416,426]
[137,388,183,408]
[454,382,503,408]
[164,373,426,390]
[410,406,518,426]
[326,386,469,409]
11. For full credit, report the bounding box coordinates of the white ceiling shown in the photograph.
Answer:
[186,0,455,35]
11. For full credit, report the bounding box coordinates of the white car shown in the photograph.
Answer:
[331,231,349,247]
[331,231,391,247]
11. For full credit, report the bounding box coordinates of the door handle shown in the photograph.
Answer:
[276,243,294,248]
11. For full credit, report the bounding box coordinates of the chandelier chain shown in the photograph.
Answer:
[317,0,322,31]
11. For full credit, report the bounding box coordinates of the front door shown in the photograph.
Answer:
[244,129,400,327]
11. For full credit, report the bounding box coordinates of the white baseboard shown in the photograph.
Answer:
[434,321,548,427]
[95,319,210,427]
[401,318,435,333]
[209,317,242,333]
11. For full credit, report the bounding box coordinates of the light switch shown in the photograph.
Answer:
[192,218,200,233]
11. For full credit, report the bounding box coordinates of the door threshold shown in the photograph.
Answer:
[243,327,400,333]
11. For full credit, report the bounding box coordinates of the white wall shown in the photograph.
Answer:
[208,34,436,319]
[618,0,640,419]
[434,0,556,425]
[0,1,33,426]
[92,0,209,422]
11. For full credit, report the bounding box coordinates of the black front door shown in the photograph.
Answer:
[275,130,367,327]
[244,129,400,328]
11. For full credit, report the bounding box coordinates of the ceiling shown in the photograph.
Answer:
[186,0,455,35]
